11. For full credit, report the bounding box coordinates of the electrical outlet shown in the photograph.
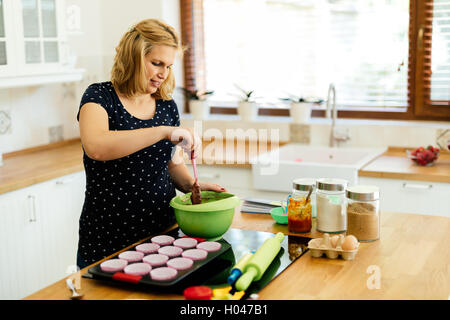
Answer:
[0,109,12,135]
[436,129,450,151]
[49,125,64,143]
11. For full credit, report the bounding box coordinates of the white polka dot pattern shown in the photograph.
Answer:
[76,82,181,265]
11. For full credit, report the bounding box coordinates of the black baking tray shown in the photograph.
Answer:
[87,228,232,287]
[84,228,311,297]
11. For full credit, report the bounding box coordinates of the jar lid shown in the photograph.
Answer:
[316,178,348,191]
[293,178,316,191]
[346,185,380,201]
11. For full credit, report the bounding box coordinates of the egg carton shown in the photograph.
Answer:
[307,236,359,260]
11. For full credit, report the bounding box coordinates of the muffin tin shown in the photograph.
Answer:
[88,233,231,287]
[308,235,359,260]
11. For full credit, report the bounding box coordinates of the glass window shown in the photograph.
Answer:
[41,0,57,37]
[203,0,409,109]
[0,42,6,65]
[0,0,5,37]
[21,0,59,65]
[25,41,41,63]
[43,40,58,62]
[22,0,40,38]
[0,0,5,66]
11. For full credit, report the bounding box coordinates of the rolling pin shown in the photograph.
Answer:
[235,232,285,291]
[227,251,255,285]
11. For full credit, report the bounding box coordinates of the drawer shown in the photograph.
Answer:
[358,177,450,217]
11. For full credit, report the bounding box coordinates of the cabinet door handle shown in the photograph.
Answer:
[402,183,432,190]
[28,195,37,222]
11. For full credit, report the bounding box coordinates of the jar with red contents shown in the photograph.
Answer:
[288,178,315,233]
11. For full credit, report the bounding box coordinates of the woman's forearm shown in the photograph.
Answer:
[168,151,194,193]
[84,126,172,161]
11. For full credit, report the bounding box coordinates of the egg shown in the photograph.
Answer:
[321,233,331,248]
[342,235,358,251]
[330,235,340,248]
[336,234,345,248]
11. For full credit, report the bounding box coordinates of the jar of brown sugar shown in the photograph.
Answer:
[346,185,380,242]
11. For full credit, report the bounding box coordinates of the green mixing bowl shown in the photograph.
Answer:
[170,191,241,240]
[270,207,288,225]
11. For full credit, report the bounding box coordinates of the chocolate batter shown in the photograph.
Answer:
[191,180,202,204]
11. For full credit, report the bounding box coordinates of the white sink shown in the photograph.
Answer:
[251,144,386,192]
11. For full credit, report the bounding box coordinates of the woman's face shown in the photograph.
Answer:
[144,45,176,94]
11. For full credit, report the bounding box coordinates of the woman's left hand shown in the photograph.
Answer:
[198,181,228,193]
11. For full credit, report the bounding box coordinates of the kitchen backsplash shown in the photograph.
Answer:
[0,55,104,154]
[1,92,448,155]
[180,116,450,149]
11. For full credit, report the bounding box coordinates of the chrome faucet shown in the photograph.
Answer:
[326,83,350,147]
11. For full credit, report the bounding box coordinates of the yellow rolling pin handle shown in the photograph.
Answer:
[235,232,284,291]
[227,251,254,285]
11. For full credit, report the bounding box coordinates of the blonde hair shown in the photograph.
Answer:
[111,19,182,100]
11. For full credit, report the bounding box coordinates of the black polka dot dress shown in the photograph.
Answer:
[76,82,179,265]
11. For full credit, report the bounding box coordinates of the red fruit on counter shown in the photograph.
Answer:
[423,150,434,161]
[409,145,439,166]
[416,153,426,165]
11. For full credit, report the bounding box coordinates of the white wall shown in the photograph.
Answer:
[0,0,183,154]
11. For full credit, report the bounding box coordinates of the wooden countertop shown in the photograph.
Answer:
[0,139,84,195]
[0,138,286,195]
[25,210,450,300]
[359,147,450,183]
[1,141,449,196]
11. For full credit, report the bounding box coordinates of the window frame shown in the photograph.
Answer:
[180,0,450,121]
[414,0,450,118]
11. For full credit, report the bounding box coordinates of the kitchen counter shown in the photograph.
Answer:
[359,147,450,183]
[3,141,450,196]
[0,138,286,195]
[0,139,84,195]
[25,210,449,300]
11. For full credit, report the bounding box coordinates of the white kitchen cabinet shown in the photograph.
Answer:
[0,170,85,299]
[0,0,67,77]
[358,177,450,218]
[0,0,84,88]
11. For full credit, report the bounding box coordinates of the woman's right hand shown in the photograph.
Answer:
[167,126,202,157]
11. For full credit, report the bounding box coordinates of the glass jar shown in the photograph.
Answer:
[288,178,315,233]
[346,185,380,242]
[316,178,348,233]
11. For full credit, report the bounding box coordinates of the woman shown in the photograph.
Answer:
[76,19,225,269]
